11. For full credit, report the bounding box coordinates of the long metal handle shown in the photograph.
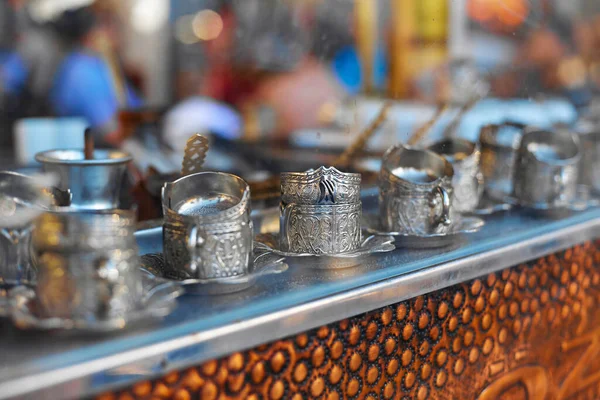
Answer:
[334,102,391,168]
[431,186,452,227]
[181,134,209,177]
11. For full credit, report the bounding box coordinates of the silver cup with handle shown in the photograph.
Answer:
[428,138,483,213]
[32,209,142,320]
[35,149,132,210]
[379,145,454,235]
[279,167,362,255]
[513,128,581,209]
[572,120,600,197]
[479,122,524,202]
[162,172,253,280]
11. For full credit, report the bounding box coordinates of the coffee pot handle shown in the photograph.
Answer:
[186,226,206,279]
[431,186,452,228]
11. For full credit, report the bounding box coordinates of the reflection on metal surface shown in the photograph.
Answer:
[104,241,600,399]
[10,275,182,333]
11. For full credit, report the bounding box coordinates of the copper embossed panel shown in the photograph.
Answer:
[100,241,600,400]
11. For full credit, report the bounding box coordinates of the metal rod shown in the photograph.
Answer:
[249,103,391,200]
[84,128,94,160]
[407,103,448,146]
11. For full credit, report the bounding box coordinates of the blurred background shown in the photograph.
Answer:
[1,0,600,200]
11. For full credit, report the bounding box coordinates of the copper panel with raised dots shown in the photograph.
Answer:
[99,240,600,399]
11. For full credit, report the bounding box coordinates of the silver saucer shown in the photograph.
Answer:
[471,194,514,215]
[517,185,599,218]
[9,274,183,333]
[254,232,395,269]
[141,251,288,295]
[567,185,600,212]
[366,216,485,249]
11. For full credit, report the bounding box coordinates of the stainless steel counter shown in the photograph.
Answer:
[1,195,599,399]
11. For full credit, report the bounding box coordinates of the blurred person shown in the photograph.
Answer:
[189,0,346,139]
[0,0,142,146]
[0,2,17,66]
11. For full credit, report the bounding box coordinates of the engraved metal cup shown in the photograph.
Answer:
[479,122,524,202]
[35,149,132,210]
[280,167,361,205]
[32,209,142,320]
[513,128,581,209]
[0,172,66,286]
[379,145,454,235]
[573,121,600,196]
[162,172,253,280]
[428,138,483,213]
[279,202,362,255]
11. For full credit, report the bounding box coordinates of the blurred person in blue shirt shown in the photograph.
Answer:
[0,0,142,146]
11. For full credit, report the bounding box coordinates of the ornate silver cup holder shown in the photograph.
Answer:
[280,166,361,205]
[365,214,485,249]
[254,232,395,269]
[140,250,288,295]
[8,273,183,333]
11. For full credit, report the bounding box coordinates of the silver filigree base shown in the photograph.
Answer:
[141,250,288,295]
[9,274,182,333]
[366,215,485,249]
[254,231,395,269]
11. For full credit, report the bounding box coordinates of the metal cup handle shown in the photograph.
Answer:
[431,186,452,228]
[186,225,206,279]
[279,202,295,252]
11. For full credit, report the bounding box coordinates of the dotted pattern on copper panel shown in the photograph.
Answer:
[99,241,600,400]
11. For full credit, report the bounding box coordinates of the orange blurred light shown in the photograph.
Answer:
[468,0,528,30]
[495,0,528,27]
[193,9,224,41]
[468,0,494,22]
